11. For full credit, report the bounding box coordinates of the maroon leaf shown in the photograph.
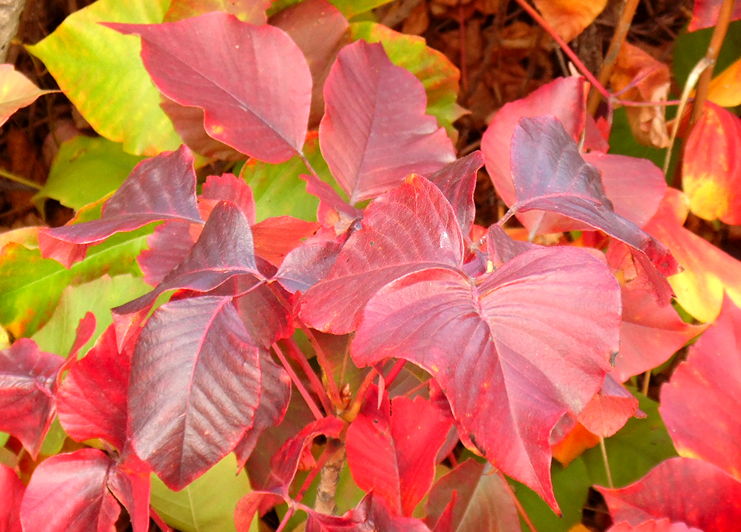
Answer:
[0,464,24,532]
[233,281,294,349]
[252,216,319,267]
[20,449,120,532]
[299,175,464,334]
[56,325,131,450]
[138,220,195,286]
[201,173,256,225]
[115,201,262,316]
[0,339,62,458]
[319,40,455,204]
[38,145,202,268]
[486,225,538,268]
[275,239,343,293]
[270,0,350,128]
[659,294,741,481]
[346,386,453,516]
[234,349,292,470]
[577,375,641,438]
[597,457,741,532]
[423,460,520,532]
[507,116,678,277]
[107,454,151,532]
[128,296,262,490]
[305,493,431,532]
[352,246,621,510]
[426,151,483,237]
[109,13,312,163]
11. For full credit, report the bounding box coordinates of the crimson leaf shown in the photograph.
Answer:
[426,151,483,238]
[319,40,455,204]
[305,493,431,532]
[38,145,202,268]
[0,464,24,532]
[128,296,262,490]
[109,12,312,163]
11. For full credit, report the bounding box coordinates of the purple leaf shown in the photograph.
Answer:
[299,175,464,334]
[233,282,294,349]
[352,247,621,510]
[109,13,312,163]
[486,225,539,268]
[426,151,483,237]
[115,201,262,316]
[201,173,257,225]
[20,449,120,532]
[507,116,679,277]
[128,296,262,490]
[0,339,62,459]
[138,220,195,286]
[275,239,343,293]
[39,145,202,268]
[319,40,455,204]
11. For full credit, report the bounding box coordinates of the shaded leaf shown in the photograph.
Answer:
[0,339,62,458]
[426,152,483,237]
[532,0,608,41]
[232,280,294,349]
[138,221,195,286]
[275,239,343,294]
[352,246,621,510]
[597,457,741,532]
[320,40,455,204]
[0,463,24,532]
[682,101,741,224]
[26,0,181,155]
[346,387,452,516]
[299,175,464,334]
[0,64,53,127]
[423,460,520,532]
[349,22,466,142]
[328,0,394,18]
[660,294,741,482]
[20,449,120,532]
[129,296,262,490]
[39,145,201,268]
[110,12,312,163]
[164,0,271,23]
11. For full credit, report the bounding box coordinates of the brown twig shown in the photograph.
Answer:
[586,0,640,115]
[314,442,346,515]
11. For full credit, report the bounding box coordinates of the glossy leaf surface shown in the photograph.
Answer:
[129,296,262,490]
[320,40,455,204]
[111,12,312,163]
[660,295,741,481]
[353,246,621,509]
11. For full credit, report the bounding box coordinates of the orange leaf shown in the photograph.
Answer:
[682,102,741,224]
[0,65,53,127]
[551,421,600,467]
[707,57,741,107]
[644,188,741,323]
[532,0,608,42]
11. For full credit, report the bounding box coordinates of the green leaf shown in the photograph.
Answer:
[350,22,468,142]
[513,392,677,531]
[0,432,8,447]
[673,20,741,89]
[0,227,151,338]
[33,136,145,214]
[150,453,256,532]
[32,274,150,356]
[240,135,333,222]
[27,0,182,156]
[39,417,67,456]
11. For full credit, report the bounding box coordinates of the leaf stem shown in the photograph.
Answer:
[273,342,325,421]
[295,441,338,502]
[586,0,640,115]
[511,0,611,101]
[0,167,42,190]
[343,367,379,422]
[283,336,335,415]
[299,153,320,181]
[600,437,613,488]
[275,506,296,532]
[384,358,406,387]
[495,469,539,532]
[641,369,651,396]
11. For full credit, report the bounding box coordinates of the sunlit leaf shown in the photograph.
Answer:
[532,0,608,41]
[0,64,53,127]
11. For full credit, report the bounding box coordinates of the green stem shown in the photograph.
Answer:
[0,167,42,190]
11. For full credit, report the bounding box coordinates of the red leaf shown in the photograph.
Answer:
[299,175,464,334]
[682,101,741,224]
[608,519,703,532]
[252,216,319,267]
[660,295,741,482]
[346,386,452,516]
[233,281,294,349]
[201,173,256,225]
[0,464,24,532]
[597,457,741,531]
[305,493,431,532]
[38,145,202,268]
[138,220,195,286]
[114,202,262,316]
[486,225,538,268]
[56,325,131,450]
[0,339,62,458]
[275,239,343,293]
[109,13,312,163]
[107,455,151,532]
[271,0,350,128]
[426,152,483,237]
[423,460,520,532]
[128,296,262,490]
[577,375,640,438]
[20,449,120,532]
[319,41,455,204]
[352,246,621,510]
[688,0,741,31]
[508,116,678,277]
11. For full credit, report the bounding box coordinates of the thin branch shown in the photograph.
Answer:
[283,336,334,415]
[275,506,296,532]
[587,0,641,115]
[342,367,379,422]
[384,359,407,387]
[314,442,346,515]
[600,437,614,488]
[0,167,42,190]
[273,342,325,421]
[511,0,611,100]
